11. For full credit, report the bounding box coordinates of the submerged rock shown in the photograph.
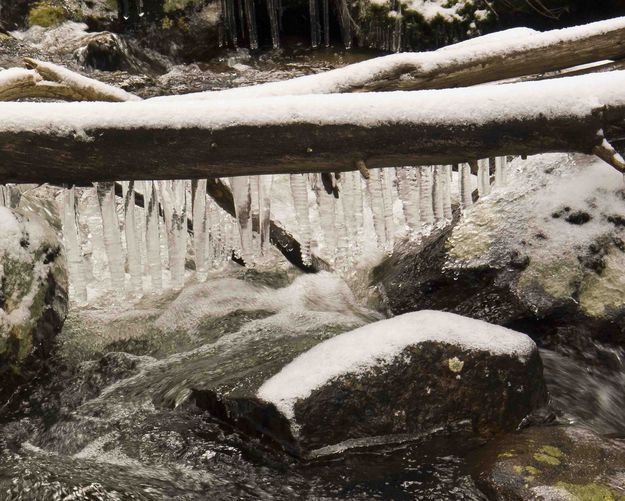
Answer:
[374,154,625,345]
[470,425,625,500]
[0,206,68,404]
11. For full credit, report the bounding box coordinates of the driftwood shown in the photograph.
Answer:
[1,69,625,182]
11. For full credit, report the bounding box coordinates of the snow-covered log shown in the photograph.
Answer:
[156,16,625,100]
[1,71,625,183]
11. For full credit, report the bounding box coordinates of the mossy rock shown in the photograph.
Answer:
[0,207,68,404]
[470,425,625,500]
[28,1,68,27]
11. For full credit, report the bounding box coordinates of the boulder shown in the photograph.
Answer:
[254,311,546,457]
[0,206,68,403]
[374,153,625,345]
[470,425,625,500]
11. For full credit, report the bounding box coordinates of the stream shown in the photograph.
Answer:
[2,21,625,500]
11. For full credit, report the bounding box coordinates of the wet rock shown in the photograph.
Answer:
[193,311,546,458]
[0,206,68,404]
[139,2,221,63]
[374,154,625,345]
[470,425,625,500]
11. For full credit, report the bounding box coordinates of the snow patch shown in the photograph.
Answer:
[257,310,536,419]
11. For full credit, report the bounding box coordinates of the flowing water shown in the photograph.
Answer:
[1,265,624,499]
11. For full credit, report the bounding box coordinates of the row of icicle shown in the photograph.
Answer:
[0,158,508,304]
[219,0,354,50]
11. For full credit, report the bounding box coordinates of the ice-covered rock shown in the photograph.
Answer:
[0,206,68,403]
[375,153,625,344]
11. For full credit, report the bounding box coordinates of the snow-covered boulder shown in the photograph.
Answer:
[376,153,625,344]
[253,310,546,457]
[0,206,68,403]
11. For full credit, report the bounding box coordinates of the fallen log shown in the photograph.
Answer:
[154,16,625,100]
[1,71,625,183]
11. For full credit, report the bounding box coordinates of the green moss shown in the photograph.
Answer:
[105,0,118,10]
[518,257,581,301]
[557,482,625,501]
[539,445,563,458]
[28,2,67,27]
[533,452,561,466]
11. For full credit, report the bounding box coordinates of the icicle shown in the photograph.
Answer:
[419,166,435,226]
[230,176,255,266]
[62,186,88,302]
[207,201,221,268]
[353,172,364,256]
[380,168,394,248]
[494,156,508,188]
[334,191,350,271]
[322,0,330,47]
[94,182,125,291]
[443,165,453,221]
[309,0,319,48]
[396,167,421,236]
[266,0,280,48]
[340,172,356,260]
[121,181,142,294]
[159,180,187,289]
[192,180,208,274]
[460,163,473,209]
[259,175,273,257]
[477,159,491,196]
[337,0,352,49]
[250,176,264,258]
[290,173,312,266]
[143,181,162,291]
[244,0,258,49]
[432,166,445,224]
[0,185,6,207]
[366,169,387,250]
[391,1,402,52]
[311,174,337,263]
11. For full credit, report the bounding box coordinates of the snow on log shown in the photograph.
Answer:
[1,71,625,183]
[155,16,625,100]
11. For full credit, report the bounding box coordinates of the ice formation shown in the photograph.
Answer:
[42,155,509,302]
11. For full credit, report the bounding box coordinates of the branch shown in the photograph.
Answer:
[22,58,141,102]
